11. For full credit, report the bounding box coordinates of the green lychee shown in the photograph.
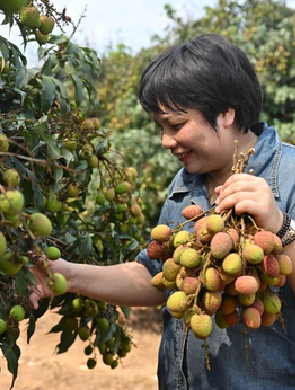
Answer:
[222,253,242,275]
[0,191,24,215]
[67,184,80,197]
[78,326,90,341]
[46,194,62,213]
[166,291,188,313]
[164,258,180,282]
[173,230,191,247]
[10,305,25,321]
[50,273,67,295]
[0,0,28,14]
[244,244,264,264]
[35,30,48,45]
[151,224,171,242]
[96,317,109,331]
[0,232,7,256]
[180,248,202,268]
[0,134,9,152]
[277,254,293,276]
[201,267,221,292]
[3,169,20,187]
[87,358,97,370]
[205,214,224,234]
[191,314,213,339]
[20,6,41,28]
[0,253,22,275]
[105,188,115,202]
[28,212,52,237]
[96,193,105,205]
[72,298,83,312]
[263,293,281,314]
[40,15,55,34]
[0,318,7,334]
[45,246,61,260]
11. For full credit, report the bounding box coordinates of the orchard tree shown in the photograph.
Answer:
[0,1,143,387]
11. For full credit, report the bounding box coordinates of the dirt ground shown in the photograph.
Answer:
[0,308,162,390]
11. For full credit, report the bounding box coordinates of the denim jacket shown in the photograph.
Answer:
[136,124,295,390]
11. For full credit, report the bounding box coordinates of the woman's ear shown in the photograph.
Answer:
[218,107,235,128]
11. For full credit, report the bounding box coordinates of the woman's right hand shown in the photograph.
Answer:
[29,258,72,310]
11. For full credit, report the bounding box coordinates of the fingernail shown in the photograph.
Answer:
[216,196,220,205]
[215,206,220,213]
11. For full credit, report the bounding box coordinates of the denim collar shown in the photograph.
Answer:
[168,123,282,199]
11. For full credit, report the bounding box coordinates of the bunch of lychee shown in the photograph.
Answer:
[149,204,292,340]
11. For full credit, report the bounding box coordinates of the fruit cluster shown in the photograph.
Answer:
[149,204,292,343]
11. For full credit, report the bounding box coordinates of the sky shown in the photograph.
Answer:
[1,0,295,66]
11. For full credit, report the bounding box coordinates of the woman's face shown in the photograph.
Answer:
[153,106,238,175]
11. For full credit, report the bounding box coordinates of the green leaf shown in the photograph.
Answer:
[6,346,19,388]
[54,167,63,183]
[120,306,131,319]
[56,328,76,354]
[34,124,61,158]
[15,270,27,295]
[42,76,56,112]
[78,234,93,260]
[71,74,84,106]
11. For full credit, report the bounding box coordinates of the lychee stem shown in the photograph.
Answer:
[202,339,211,371]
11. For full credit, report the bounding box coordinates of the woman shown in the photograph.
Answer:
[31,34,295,390]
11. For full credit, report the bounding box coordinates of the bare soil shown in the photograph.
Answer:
[0,308,162,390]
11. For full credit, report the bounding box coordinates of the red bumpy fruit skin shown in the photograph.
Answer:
[210,232,232,259]
[235,275,259,294]
[147,240,166,259]
[254,231,275,254]
[182,204,203,220]
[244,308,261,329]
[262,255,280,277]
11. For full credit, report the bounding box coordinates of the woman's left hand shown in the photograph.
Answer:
[214,174,283,233]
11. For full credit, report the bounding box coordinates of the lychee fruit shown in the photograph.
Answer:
[194,217,212,243]
[191,314,213,339]
[261,312,277,327]
[173,245,186,265]
[10,305,25,321]
[180,248,202,268]
[151,272,165,290]
[67,184,80,198]
[164,258,180,282]
[78,326,90,341]
[226,228,240,250]
[254,230,275,254]
[105,188,115,202]
[237,293,256,306]
[40,15,55,34]
[224,310,239,327]
[244,244,264,265]
[182,204,203,220]
[215,310,229,329]
[50,273,67,295]
[0,318,7,334]
[45,246,61,260]
[182,276,199,295]
[147,240,165,259]
[277,254,293,276]
[262,254,280,277]
[250,299,264,316]
[202,291,222,314]
[0,232,7,256]
[28,212,52,237]
[220,294,237,315]
[272,235,283,254]
[263,293,281,314]
[35,30,48,45]
[167,291,188,314]
[235,275,259,294]
[20,6,41,28]
[173,230,192,247]
[0,0,29,14]
[205,214,224,234]
[0,191,24,215]
[46,194,62,213]
[222,253,242,275]
[0,253,22,275]
[210,232,232,259]
[3,169,20,187]
[151,224,171,242]
[243,307,261,329]
[201,267,221,292]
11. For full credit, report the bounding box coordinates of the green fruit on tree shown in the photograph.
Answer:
[97,301,107,311]
[98,342,106,355]
[96,317,109,331]
[20,6,41,28]
[78,326,90,341]
[28,212,52,237]
[35,30,48,45]
[0,232,7,256]
[87,358,97,369]
[45,246,61,260]
[46,194,62,213]
[6,214,21,228]
[85,299,99,318]
[105,188,115,202]
[64,317,78,331]
[0,318,7,334]
[63,139,78,152]
[96,194,105,205]
[67,184,80,197]
[0,191,24,215]
[3,169,20,187]
[84,345,93,356]
[72,298,83,312]
[0,0,28,14]
[40,15,55,34]
[10,305,25,321]
[111,360,118,369]
[50,273,67,295]
[89,156,99,168]
[0,253,22,275]
[81,119,95,131]
[103,353,113,365]
[0,134,9,152]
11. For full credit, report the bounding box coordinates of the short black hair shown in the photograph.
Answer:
[139,34,263,133]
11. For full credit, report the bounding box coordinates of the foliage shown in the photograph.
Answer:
[0,2,141,387]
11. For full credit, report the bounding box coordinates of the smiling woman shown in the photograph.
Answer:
[30,33,295,390]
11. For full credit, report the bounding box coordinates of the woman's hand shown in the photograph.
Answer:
[214,174,284,233]
[29,258,72,310]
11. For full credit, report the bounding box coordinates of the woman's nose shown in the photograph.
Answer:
[161,132,177,149]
